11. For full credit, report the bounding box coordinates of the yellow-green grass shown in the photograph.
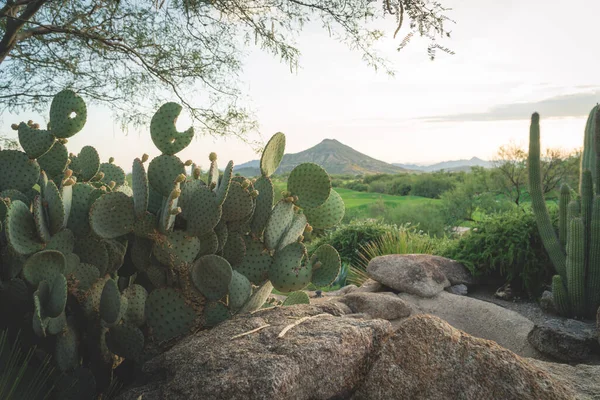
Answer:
[335,188,437,209]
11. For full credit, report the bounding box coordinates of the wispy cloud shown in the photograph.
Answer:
[421,90,600,122]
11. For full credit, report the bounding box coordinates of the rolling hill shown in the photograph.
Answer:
[235,139,411,176]
[393,157,492,172]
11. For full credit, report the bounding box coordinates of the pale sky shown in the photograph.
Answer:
[3,0,600,169]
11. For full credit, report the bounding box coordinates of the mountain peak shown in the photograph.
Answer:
[235,138,410,175]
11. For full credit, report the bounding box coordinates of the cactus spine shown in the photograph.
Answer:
[528,107,600,318]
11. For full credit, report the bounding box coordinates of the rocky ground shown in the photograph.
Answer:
[115,254,600,399]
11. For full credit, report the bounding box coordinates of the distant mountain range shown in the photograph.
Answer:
[393,157,492,172]
[235,139,410,176]
[234,139,491,176]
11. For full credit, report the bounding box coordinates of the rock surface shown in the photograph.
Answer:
[527,319,598,362]
[115,303,392,400]
[324,284,358,296]
[540,290,556,314]
[398,291,541,357]
[445,283,468,296]
[353,314,576,400]
[354,278,384,293]
[337,292,411,320]
[116,305,592,400]
[367,254,471,298]
[530,359,600,399]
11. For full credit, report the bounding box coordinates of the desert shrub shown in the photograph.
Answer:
[410,174,455,198]
[307,220,396,265]
[348,225,437,286]
[441,207,557,296]
[380,202,447,237]
[344,181,369,192]
[367,180,388,193]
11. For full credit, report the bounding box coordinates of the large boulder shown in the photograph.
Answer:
[397,291,541,357]
[115,303,392,400]
[527,319,598,362]
[116,305,591,400]
[529,359,600,399]
[353,314,576,400]
[367,254,472,298]
[337,292,411,320]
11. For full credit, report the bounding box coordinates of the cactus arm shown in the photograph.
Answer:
[586,196,600,317]
[527,113,567,280]
[566,217,586,317]
[558,184,571,248]
[581,105,599,191]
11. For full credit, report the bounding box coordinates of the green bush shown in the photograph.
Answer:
[307,220,397,265]
[442,207,557,296]
[348,226,436,286]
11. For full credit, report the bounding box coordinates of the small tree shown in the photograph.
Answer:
[0,0,453,135]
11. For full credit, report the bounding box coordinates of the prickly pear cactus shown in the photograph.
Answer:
[0,89,344,398]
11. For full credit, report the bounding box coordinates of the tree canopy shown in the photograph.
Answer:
[0,0,452,136]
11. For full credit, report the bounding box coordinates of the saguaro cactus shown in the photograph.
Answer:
[528,107,600,318]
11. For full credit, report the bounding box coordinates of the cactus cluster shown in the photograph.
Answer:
[528,107,600,319]
[0,91,344,396]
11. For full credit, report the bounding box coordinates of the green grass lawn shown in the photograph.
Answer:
[334,188,436,209]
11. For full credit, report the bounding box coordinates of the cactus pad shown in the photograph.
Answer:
[198,230,219,257]
[100,279,121,326]
[44,180,67,235]
[228,271,251,311]
[190,255,233,300]
[283,291,310,306]
[64,253,80,276]
[47,273,68,318]
[49,89,87,138]
[106,323,145,360]
[239,281,273,314]
[250,176,274,236]
[269,242,311,293]
[6,200,44,255]
[72,263,100,292]
[122,284,147,327]
[235,238,272,285]
[0,150,40,192]
[180,182,221,236]
[47,229,75,254]
[38,141,69,179]
[287,163,331,209]
[67,183,95,236]
[277,213,307,251]
[145,288,195,342]
[202,302,231,327]
[23,250,66,287]
[132,158,149,217]
[303,189,344,229]
[71,146,100,182]
[215,220,228,253]
[55,323,80,372]
[148,154,185,197]
[221,181,254,222]
[33,195,51,243]
[310,244,341,287]
[222,231,246,267]
[215,160,234,206]
[75,236,109,276]
[153,230,201,268]
[260,132,286,177]
[150,102,194,155]
[89,191,135,239]
[99,162,126,188]
[264,200,294,251]
[133,211,158,238]
[0,189,29,205]
[18,122,55,158]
